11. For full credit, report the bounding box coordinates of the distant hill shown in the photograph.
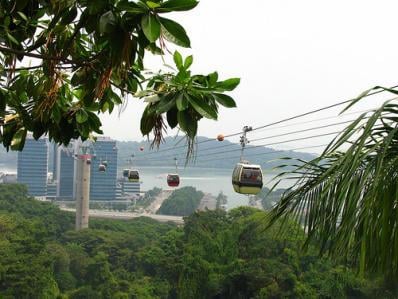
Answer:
[117,136,316,170]
[0,136,317,171]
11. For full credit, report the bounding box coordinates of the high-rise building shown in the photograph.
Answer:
[90,137,118,200]
[122,181,141,197]
[50,142,58,180]
[17,137,48,197]
[56,143,75,200]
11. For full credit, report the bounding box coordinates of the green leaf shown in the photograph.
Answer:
[173,51,183,70]
[0,90,6,116]
[60,6,78,25]
[10,127,27,151]
[146,1,161,8]
[76,109,88,123]
[184,55,193,69]
[188,95,217,120]
[159,17,190,47]
[213,93,237,108]
[140,105,156,135]
[177,111,197,137]
[117,1,147,13]
[99,11,116,34]
[141,14,161,42]
[17,11,28,21]
[159,0,199,12]
[176,92,188,111]
[6,32,19,45]
[216,78,240,91]
[166,107,178,128]
[207,72,218,86]
[156,94,176,113]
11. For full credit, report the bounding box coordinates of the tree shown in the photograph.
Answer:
[0,0,239,153]
[270,86,398,282]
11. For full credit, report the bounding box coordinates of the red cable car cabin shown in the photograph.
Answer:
[167,174,180,187]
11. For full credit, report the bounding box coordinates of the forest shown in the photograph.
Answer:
[0,183,395,298]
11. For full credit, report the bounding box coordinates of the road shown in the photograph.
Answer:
[197,193,217,211]
[146,189,173,214]
[60,207,184,224]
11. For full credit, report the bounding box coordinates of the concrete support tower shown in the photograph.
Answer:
[75,154,91,230]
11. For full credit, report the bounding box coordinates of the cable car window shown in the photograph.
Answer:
[232,165,241,181]
[241,168,262,183]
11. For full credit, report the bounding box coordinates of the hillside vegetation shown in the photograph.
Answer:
[157,186,203,216]
[0,184,395,298]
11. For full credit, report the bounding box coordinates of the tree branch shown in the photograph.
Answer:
[0,46,89,66]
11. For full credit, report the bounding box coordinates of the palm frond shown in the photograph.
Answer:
[270,96,398,279]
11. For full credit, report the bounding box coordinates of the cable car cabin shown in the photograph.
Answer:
[128,170,139,182]
[123,169,130,178]
[232,163,263,194]
[167,174,180,187]
[98,164,106,172]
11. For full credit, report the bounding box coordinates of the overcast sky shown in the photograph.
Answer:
[100,0,398,149]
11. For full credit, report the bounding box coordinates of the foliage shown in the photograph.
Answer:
[134,186,162,209]
[0,0,238,154]
[0,183,395,298]
[270,87,398,281]
[157,186,203,216]
[254,187,285,210]
[215,191,227,209]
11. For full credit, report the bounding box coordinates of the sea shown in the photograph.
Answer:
[122,166,292,209]
[0,164,293,210]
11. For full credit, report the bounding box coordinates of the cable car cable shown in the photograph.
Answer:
[149,117,368,159]
[133,113,382,162]
[134,131,340,163]
[194,144,329,163]
[135,85,398,158]
[247,85,398,133]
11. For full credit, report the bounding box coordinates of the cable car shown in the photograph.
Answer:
[167,174,180,187]
[98,164,106,172]
[232,162,263,194]
[128,170,139,182]
[123,169,130,178]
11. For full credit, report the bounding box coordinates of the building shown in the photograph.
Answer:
[56,143,75,200]
[122,181,141,197]
[46,181,57,200]
[17,137,48,197]
[0,173,17,184]
[90,137,118,200]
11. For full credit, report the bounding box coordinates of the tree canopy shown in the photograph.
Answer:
[0,0,239,152]
[1,183,393,298]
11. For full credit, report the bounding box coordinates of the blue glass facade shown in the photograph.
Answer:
[17,137,48,196]
[90,138,117,200]
[57,145,75,200]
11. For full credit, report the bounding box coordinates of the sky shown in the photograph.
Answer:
[100,0,398,150]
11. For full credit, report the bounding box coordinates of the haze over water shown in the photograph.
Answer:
[2,163,292,209]
[122,166,292,209]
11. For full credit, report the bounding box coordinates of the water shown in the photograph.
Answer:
[124,166,292,209]
[3,162,293,209]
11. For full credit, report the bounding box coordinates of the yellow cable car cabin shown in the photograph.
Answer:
[232,162,263,194]
[128,170,140,182]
